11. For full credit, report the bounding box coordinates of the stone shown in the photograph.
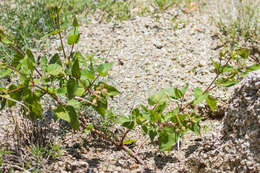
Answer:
[183,69,260,172]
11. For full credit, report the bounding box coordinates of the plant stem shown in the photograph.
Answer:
[74,96,96,106]
[81,122,146,166]
[56,11,67,63]
[203,56,232,94]
[119,129,131,146]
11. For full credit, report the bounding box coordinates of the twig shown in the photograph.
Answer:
[81,123,146,166]
[56,11,67,62]
[135,137,149,156]
[74,96,96,106]
[119,129,131,146]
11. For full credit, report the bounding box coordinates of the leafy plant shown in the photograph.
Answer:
[1,2,259,168]
[214,0,260,47]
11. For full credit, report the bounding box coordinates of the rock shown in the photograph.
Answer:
[183,69,260,172]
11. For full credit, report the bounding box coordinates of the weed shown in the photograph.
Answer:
[0,0,260,168]
[214,0,260,48]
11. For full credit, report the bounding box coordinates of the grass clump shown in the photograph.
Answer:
[214,0,260,47]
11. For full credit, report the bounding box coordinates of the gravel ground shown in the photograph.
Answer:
[0,0,243,172]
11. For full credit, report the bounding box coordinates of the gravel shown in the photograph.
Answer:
[0,0,246,172]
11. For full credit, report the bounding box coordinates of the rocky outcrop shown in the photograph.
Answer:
[184,69,260,173]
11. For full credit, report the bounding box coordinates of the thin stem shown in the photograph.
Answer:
[34,84,64,105]
[74,96,96,106]
[119,129,131,146]
[56,11,67,62]
[34,67,42,77]
[135,136,149,155]
[203,56,232,94]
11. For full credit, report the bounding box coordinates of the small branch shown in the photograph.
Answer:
[74,96,96,106]
[119,129,131,146]
[81,122,146,166]
[34,67,42,77]
[69,43,75,59]
[82,75,100,98]
[56,11,67,61]
[203,56,232,94]
[0,95,30,111]
[34,85,65,105]
[135,137,149,156]
[122,145,147,167]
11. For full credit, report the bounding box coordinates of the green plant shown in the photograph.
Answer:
[1,3,259,167]
[214,0,260,47]
[47,143,63,160]
[30,143,62,162]
[153,0,180,11]
[0,0,54,50]
[84,0,132,22]
[0,148,12,167]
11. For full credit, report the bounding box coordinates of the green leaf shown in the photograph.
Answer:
[47,64,63,76]
[216,78,238,87]
[49,53,62,66]
[67,29,80,45]
[26,49,35,63]
[222,65,233,73]
[173,87,183,99]
[154,102,166,114]
[158,126,177,151]
[142,125,148,134]
[120,116,135,129]
[238,48,250,59]
[193,88,209,105]
[206,95,217,112]
[57,87,67,95]
[0,69,11,79]
[68,99,81,112]
[149,129,157,141]
[66,106,80,130]
[193,88,202,99]
[123,139,136,145]
[74,87,84,97]
[73,16,79,27]
[53,106,80,130]
[93,97,107,117]
[1,37,13,45]
[81,68,95,81]
[20,57,34,73]
[42,28,65,39]
[192,123,201,135]
[7,85,23,107]
[210,57,220,72]
[40,56,48,66]
[98,82,120,97]
[72,58,80,79]
[11,52,24,67]
[245,64,260,74]
[163,108,179,122]
[148,89,169,106]
[83,123,94,134]
[0,98,6,110]
[180,83,189,96]
[96,62,113,77]
[67,78,76,99]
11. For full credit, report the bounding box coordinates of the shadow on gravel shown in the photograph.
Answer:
[87,158,101,168]
[185,142,200,158]
[142,151,179,169]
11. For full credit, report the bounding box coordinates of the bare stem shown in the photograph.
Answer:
[56,11,67,62]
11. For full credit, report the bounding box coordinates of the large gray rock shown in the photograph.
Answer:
[184,69,260,173]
